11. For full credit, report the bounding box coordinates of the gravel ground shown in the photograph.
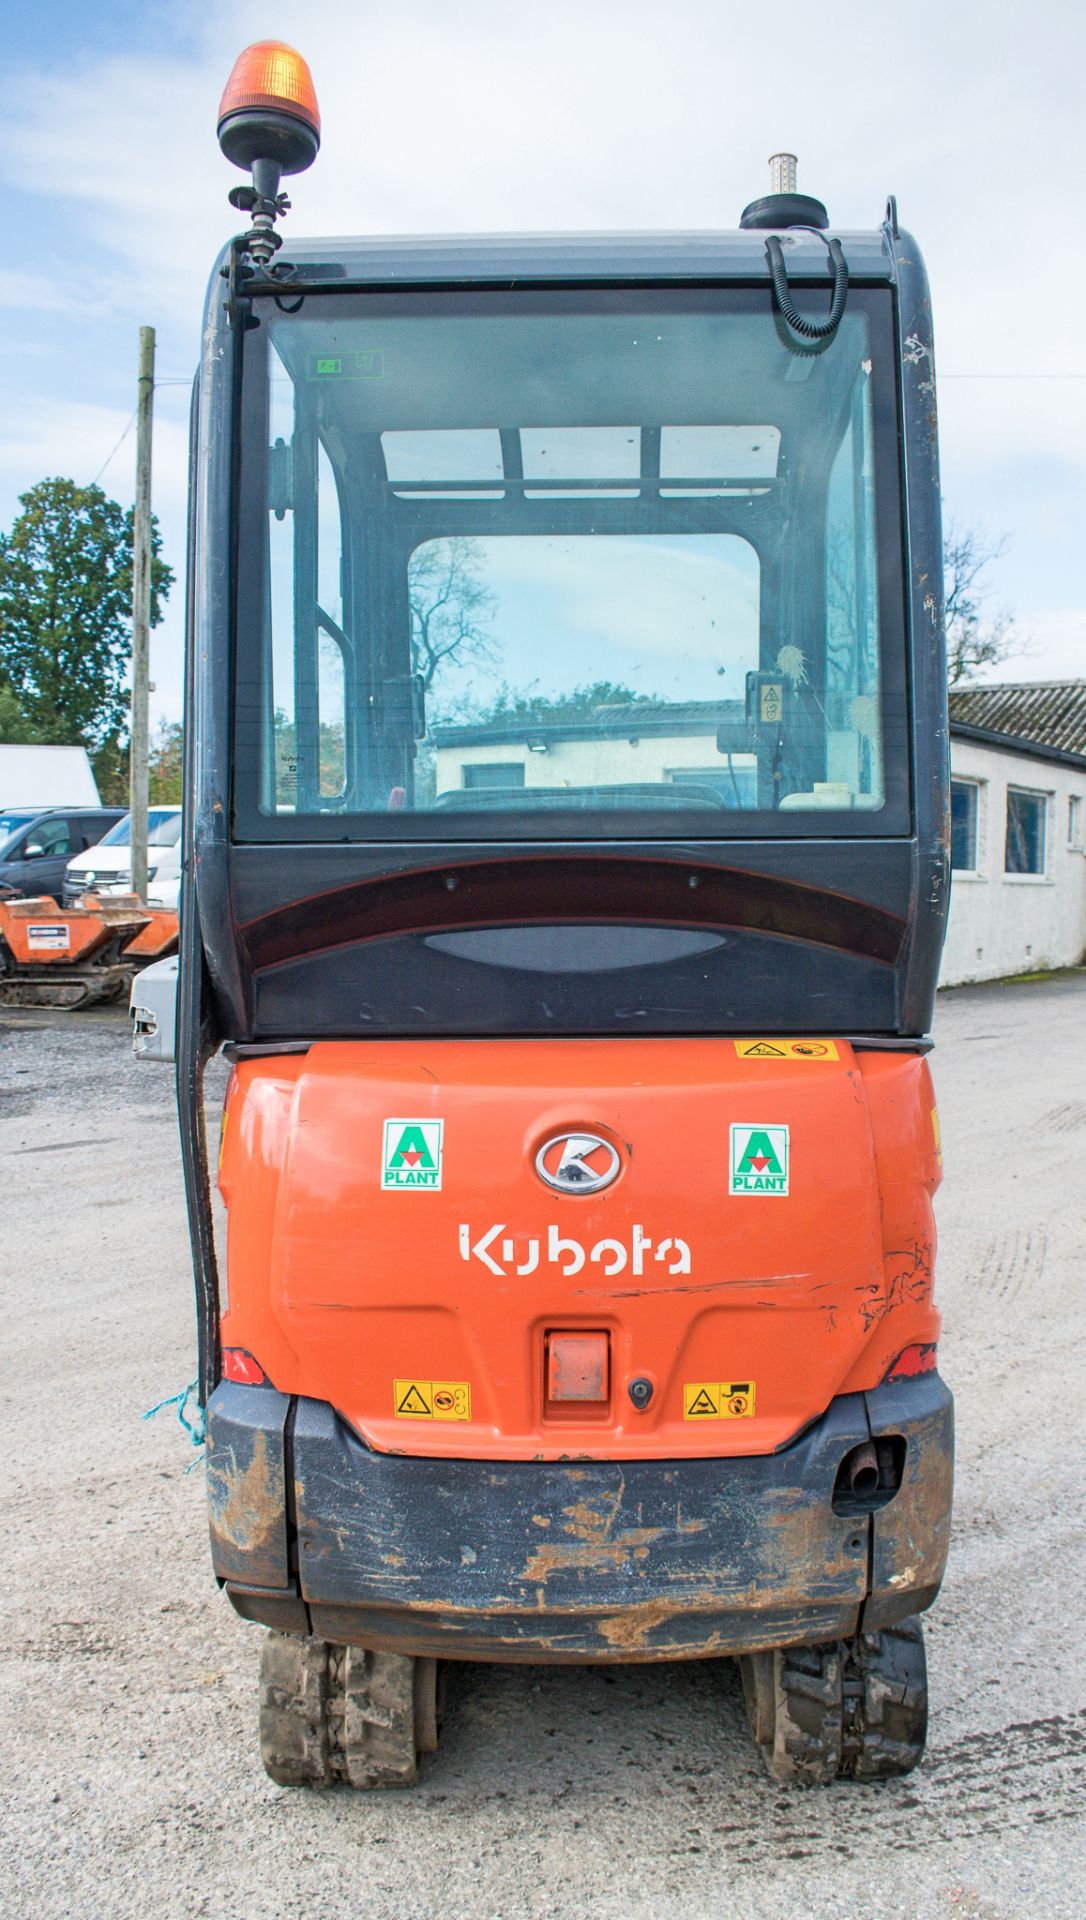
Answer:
[1,977,1084,1919]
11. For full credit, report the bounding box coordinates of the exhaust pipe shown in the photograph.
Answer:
[832,1435,906,1513]
[845,1441,880,1500]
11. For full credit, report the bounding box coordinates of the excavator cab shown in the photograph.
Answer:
[176,46,953,1785]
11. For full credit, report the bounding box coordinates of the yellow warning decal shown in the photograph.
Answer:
[683,1381,756,1420]
[393,1379,472,1421]
[931,1106,942,1161]
[734,1039,839,1061]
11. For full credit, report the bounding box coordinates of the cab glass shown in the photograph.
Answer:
[234,288,908,840]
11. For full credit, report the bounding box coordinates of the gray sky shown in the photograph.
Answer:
[1,0,1082,725]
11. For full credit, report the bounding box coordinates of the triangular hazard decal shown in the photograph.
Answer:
[396,1384,432,1415]
[687,1388,719,1416]
[743,1042,786,1057]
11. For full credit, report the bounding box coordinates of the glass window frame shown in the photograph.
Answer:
[461,761,527,790]
[950,777,981,873]
[231,283,912,846]
[1004,785,1049,877]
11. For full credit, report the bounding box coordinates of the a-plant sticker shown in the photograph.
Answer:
[729,1124,789,1196]
[382,1119,444,1190]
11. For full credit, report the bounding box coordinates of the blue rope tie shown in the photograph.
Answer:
[143,1379,206,1466]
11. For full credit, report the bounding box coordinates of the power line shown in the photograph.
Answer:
[940,373,1086,380]
[90,374,190,483]
[91,407,137,486]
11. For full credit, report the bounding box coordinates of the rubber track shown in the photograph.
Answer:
[258,1634,420,1788]
[749,1619,928,1784]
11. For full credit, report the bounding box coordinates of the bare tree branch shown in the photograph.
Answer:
[944,521,1027,685]
[407,537,497,691]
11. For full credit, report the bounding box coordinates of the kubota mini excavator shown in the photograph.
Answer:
[169,43,953,1786]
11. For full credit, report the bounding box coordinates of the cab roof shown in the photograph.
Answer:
[240,227,899,290]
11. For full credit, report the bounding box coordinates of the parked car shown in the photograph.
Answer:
[63,807,183,910]
[0,807,126,905]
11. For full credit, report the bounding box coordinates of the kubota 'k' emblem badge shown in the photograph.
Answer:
[535,1131,621,1195]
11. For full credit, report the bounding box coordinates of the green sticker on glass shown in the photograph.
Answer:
[307,349,384,381]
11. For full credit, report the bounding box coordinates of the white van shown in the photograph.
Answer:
[0,743,100,809]
[63,807,183,909]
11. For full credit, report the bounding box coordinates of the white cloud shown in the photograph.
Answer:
[0,0,1083,691]
[3,1,1084,291]
[483,533,758,683]
[938,376,1086,478]
[0,394,190,514]
[0,271,77,313]
[996,608,1086,683]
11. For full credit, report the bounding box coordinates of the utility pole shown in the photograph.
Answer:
[129,325,155,901]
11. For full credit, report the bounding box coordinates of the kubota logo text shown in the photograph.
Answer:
[459,1223,691,1277]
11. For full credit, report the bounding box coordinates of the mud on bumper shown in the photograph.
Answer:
[205,1375,953,1663]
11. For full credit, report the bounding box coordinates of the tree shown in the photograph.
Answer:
[92,735,131,806]
[149,719,184,804]
[0,476,174,749]
[0,680,35,742]
[944,523,1020,686]
[271,706,345,807]
[408,537,496,691]
[476,679,656,726]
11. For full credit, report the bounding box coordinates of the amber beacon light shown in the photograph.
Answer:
[217,42,320,267]
[218,41,320,171]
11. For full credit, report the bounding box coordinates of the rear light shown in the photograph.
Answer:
[883,1343,937,1383]
[545,1331,609,1403]
[222,1348,267,1386]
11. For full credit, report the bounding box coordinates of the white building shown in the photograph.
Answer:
[942,681,1086,986]
[434,701,755,807]
[432,681,1086,990]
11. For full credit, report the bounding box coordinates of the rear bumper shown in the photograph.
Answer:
[206,1374,953,1663]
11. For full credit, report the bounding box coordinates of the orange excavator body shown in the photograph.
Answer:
[181,77,955,1777]
[218,1039,940,1463]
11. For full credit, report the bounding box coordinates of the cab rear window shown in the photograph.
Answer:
[234,287,908,840]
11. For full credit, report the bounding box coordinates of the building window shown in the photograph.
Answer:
[462,762,526,790]
[950,779,980,871]
[665,765,758,808]
[1069,794,1084,849]
[1005,788,1047,875]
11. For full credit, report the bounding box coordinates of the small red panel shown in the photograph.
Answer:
[546,1332,609,1403]
[883,1342,937,1382]
[222,1347,266,1386]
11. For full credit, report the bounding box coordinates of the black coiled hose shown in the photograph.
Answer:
[765,231,849,343]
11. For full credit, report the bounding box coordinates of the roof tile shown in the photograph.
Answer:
[948,680,1086,758]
